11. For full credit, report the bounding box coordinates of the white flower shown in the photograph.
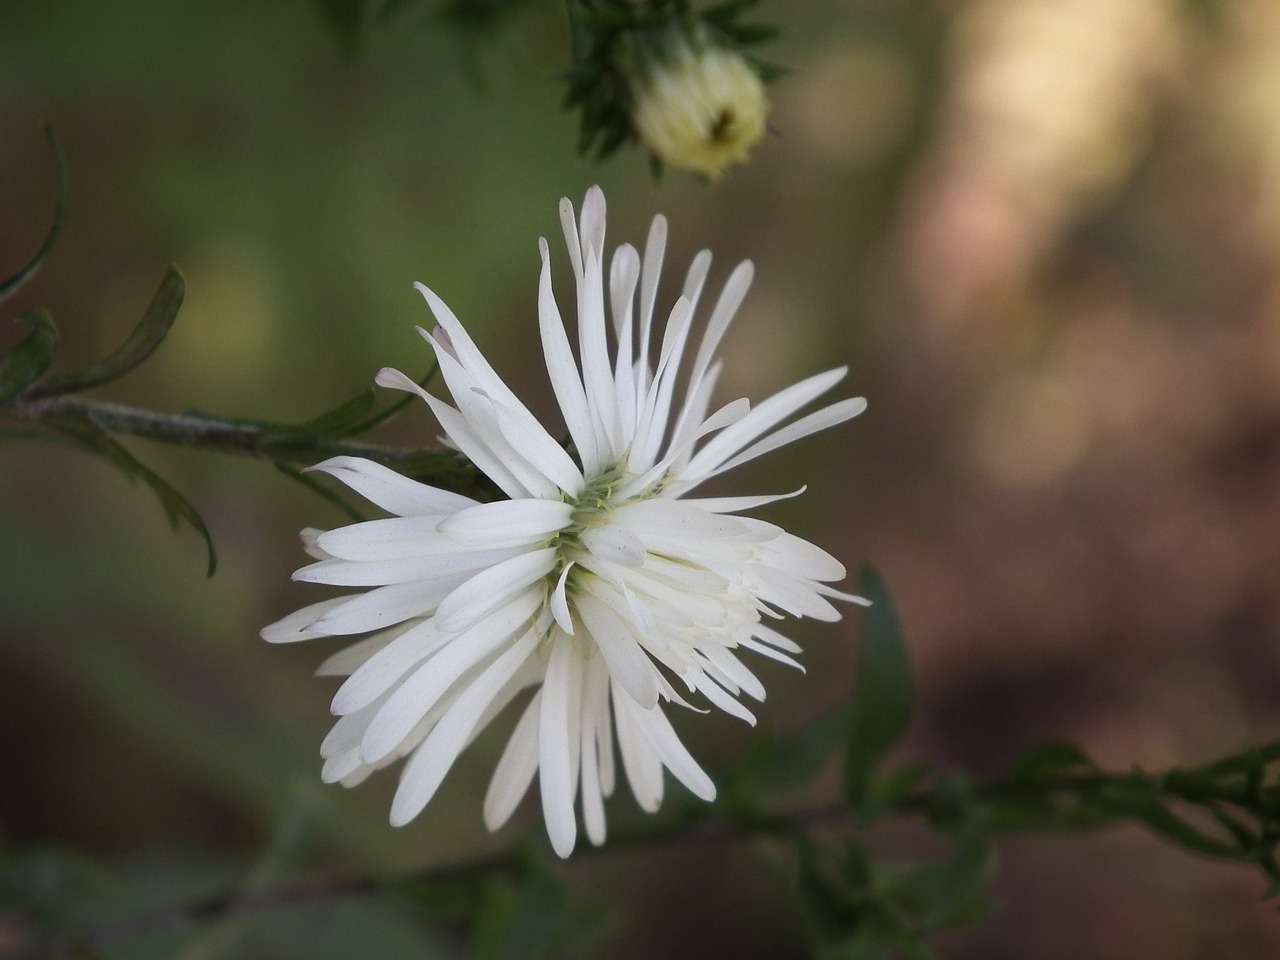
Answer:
[262,187,866,857]
[631,39,769,179]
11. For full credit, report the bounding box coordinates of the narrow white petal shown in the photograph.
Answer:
[761,532,847,583]
[316,626,412,677]
[579,664,608,846]
[714,397,868,478]
[614,499,750,540]
[315,516,451,561]
[539,637,580,857]
[550,562,575,635]
[751,623,805,654]
[739,635,804,671]
[690,671,757,725]
[331,619,447,715]
[681,367,849,483]
[484,690,543,830]
[701,644,766,702]
[576,592,660,710]
[623,699,716,802]
[418,391,533,500]
[311,579,459,636]
[293,546,519,587]
[484,393,585,497]
[613,681,664,812]
[308,456,477,517]
[438,500,574,549]
[682,488,806,514]
[539,238,601,474]
[434,547,558,634]
[579,245,623,458]
[261,597,347,643]
[389,628,540,827]
[360,590,539,763]
[580,523,647,568]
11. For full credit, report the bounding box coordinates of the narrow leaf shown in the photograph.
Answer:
[49,417,217,576]
[844,567,913,805]
[263,389,377,441]
[0,309,59,403]
[32,267,185,398]
[0,124,68,303]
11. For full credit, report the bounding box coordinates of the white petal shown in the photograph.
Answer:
[714,397,868,478]
[580,523,647,568]
[576,592,660,710]
[613,681,664,812]
[261,597,347,643]
[681,367,849,483]
[389,628,540,827]
[293,546,519,587]
[550,562,575,635]
[614,499,750,541]
[434,547,558,634]
[438,499,574,549]
[316,626,411,676]
[682,488,806,515]
[622,698,716,802]
[311,579,459,636]
[484,690,543,830]
[315,516,450,561]
[360,590,539,763]
[761,532,847,583]
[331,619,447,715]
[483,393,585,497]
[539,636,581,857]
[539,239,601,474]
[308,456,476,517]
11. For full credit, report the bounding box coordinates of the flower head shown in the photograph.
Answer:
[630,35,769,179]
[263,187,866,857]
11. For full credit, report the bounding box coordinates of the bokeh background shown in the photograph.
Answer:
[4,0,1280,956]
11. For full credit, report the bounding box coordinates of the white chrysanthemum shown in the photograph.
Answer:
[263,187,866,857]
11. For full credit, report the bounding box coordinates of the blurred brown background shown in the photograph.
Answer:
[3,0,1280,956]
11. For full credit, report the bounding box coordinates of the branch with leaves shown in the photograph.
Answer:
[9,574,1280,959]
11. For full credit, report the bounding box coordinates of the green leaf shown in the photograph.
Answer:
[844,568,913,806]
[31,266,185,398]
[262,388,378,442]
[48,417,218,576]
[0,124,68,303]
[1010,742,1097,782]
[0,309,59,403]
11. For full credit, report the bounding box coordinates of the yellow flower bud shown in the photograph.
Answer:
[631,41,769,180]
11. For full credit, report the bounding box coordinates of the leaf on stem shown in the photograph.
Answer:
[0,309,59,403]
[263,390,378,442]
[844,567,913,807]
[31,267,186,398]
[48,417,218,577]
[0,124,68,304]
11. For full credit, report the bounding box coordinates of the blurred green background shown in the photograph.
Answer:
[4,0,1280,956]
